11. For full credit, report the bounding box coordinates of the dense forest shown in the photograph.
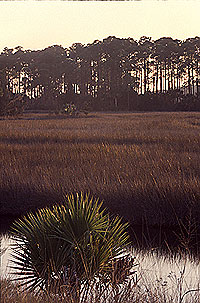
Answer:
[0,36,200,113]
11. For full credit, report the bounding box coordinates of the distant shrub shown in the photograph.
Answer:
[0,93,25,117]
[63,103,78,115]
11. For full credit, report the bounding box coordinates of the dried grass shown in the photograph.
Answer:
[0,112,200,249]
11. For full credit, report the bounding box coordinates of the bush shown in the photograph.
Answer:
[0,93,25,117]
[10,193,133,299]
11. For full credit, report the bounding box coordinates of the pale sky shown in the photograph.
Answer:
[0,0,200,51]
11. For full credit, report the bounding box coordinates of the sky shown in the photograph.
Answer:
[0,0,200,51]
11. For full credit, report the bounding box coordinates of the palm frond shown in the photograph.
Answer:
[10,193,132,293]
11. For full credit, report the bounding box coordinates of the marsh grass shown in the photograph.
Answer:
[0,112,200,251]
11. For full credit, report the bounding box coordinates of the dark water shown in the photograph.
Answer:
[1,215,200,257]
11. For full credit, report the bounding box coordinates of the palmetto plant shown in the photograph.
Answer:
[10,193,132,297]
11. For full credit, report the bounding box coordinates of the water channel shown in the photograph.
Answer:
[1,234,200,300]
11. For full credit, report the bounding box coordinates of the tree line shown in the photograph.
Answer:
[0,35,200,114]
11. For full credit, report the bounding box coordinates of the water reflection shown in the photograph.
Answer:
[1,235,15,278]
[1,235,200,296]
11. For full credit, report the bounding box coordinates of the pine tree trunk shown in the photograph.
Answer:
[168,62,171,90]
[160,63,162,92]
[191,62,194,95]
[164,61,167,92]
[144,59,146,93]
[196,60,199,96]
[188,65,191,94]
[18,71,21,94]
[156,63,159,93]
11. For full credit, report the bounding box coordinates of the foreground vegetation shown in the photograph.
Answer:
[10,193,131,293]
[0,112,200,251]
[1,250,200,303]
[1,278,199,303]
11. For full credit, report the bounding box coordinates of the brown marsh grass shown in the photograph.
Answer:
[1,277,199,303]
[0,112,200,251]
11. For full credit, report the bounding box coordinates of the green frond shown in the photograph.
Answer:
[10,192,131,293]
